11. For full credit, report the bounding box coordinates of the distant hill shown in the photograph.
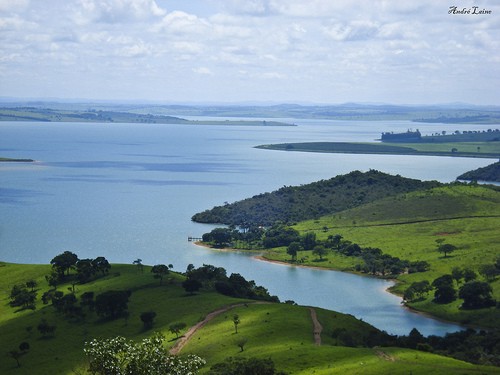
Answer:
[457,161,500,182]
[191,170,442,226]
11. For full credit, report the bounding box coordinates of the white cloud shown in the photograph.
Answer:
[76,0,165,24]
[193,67,213,75]
[0,0,498,104]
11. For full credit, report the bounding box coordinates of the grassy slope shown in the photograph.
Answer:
[0,262,247,375]
[2,262,498,374]
[182,304,499,374]
[261,184,500,327]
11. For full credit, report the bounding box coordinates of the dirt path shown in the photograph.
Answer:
[169,303,242,355]
[169,302,270,355]
[309,307,323,346]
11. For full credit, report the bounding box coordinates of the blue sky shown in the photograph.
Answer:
[0,0,499,104]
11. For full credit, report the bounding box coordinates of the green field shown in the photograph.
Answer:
[260,184,500,327]
[256,141,500,159]
[2,261,498,374]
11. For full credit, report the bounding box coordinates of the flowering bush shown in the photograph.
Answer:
[84,332,205,375]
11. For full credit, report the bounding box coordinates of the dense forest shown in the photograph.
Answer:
[457,162,500,182]
[191,170,442,226]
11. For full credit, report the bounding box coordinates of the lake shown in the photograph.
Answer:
[0,120,495,335]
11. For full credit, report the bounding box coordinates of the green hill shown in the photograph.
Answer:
[1,261,499,374]
[260,184,500,328]
[192,170,442,226]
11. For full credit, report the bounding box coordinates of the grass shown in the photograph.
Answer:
[1,261,499,374]
[259,185,500,327]
[257,141,500,158]
[182,304,499,374]
[0,262,247,374]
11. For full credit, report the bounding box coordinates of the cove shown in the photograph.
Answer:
[0,120,495,336]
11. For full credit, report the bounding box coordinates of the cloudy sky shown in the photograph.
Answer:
[1,0,499,104]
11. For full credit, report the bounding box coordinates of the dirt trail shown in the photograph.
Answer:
[309,307,323,346]
[169,302,269,355]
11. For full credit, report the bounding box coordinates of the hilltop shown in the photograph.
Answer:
[192,170,442,226]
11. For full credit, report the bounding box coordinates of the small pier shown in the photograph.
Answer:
[188,236,202,242]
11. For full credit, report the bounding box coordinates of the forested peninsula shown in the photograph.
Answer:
[457,161,500,182]
[192,170,442,226]
[193,170,500,330]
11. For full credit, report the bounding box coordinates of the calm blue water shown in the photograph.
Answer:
[0,120,495,335]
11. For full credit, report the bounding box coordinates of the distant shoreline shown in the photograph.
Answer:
[0,157,34,162]
[256,141,500,159]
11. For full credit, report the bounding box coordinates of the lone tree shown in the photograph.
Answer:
[151,264,170,285]
[437,243,457,258]
[286,242,301,262]
[133,258,144,273]
[140,311,157,330]
[236,337,248,352]
[169,322,187,339]
[232,314,240,334]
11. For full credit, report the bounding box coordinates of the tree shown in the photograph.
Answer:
[206,227,234,248]
[233,314,240,334]
[451,267,464,285]
[463,268,477,282]
[95,290,131,319]
[404,281,431,301]
[169,322,187,339]
[7,350,24,368]
[312,245,327,260]
[92,256,111,275]
[327,234,343,251]
[182,278,202,295]
[84,333,205,375]
[37,319,56,338]
[9,284,36,310]
[25,279,37,292]
[301,232,317,250]
[133,258,144,273]
[76,258,96,283]
[140,311,156,330]
[236,337,248,352]
[50,250,78,277]
[286,242,300,261]
[80,291,95,311]
[459,281,496,309]
[432,275,456,304]
[151,264,170,285]
[479,264,498,282]
[437,243,457,258]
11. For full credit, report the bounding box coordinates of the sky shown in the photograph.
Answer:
[0,0,499,105]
